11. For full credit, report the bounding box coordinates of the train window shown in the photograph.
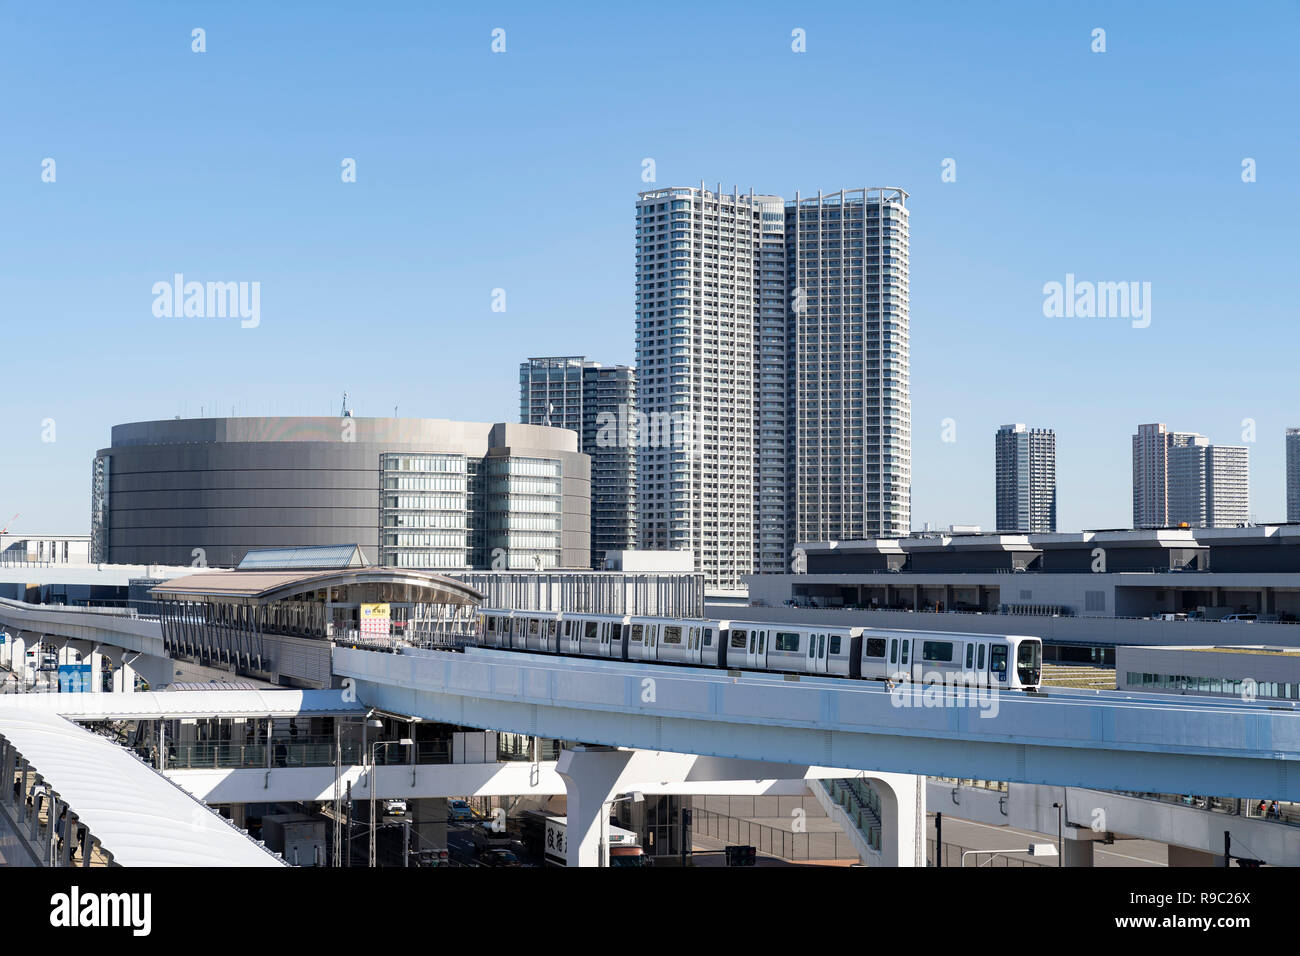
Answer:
[921,641,954,663]
[585,622,598,639]
[865,638,886,658]
[703,629,713,647]
[990,645,1008,673]
[829,636,841,655]
[978,645,986,669]
[486,617,496,633]
[965,644,974,668]
[758,632,766,654]
[690,627,700,649]
[610,623,622,642]
[748,633,756,654]
[731,629,748,649]
[889,639,898,664]
[662,626,682,645]
[776,632,800,653]
[528,619,540,636]
[818,635,826,658]
[900,641,910,664]
[630,625,643,644]
[649,626,658,646]
[809,637,817,658]
[547,621,557,637]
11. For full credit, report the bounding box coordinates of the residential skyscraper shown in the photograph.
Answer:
[635,185,765,588]
[1132,423,1207,528]
[635,183,911,588]
[520,356,637,568]
[994,424,1056,532]
[786,188,912,548]
[1288,428,1300,522]
[1169,443,1249,528]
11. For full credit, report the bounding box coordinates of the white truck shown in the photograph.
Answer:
[536,814,648,867]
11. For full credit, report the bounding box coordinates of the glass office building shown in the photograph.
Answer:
[520,356,636,568]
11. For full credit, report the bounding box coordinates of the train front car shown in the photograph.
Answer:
[1009,636,1043,690]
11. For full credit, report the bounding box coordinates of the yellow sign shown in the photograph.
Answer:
[360,603,390,622]
[360,603,391,638]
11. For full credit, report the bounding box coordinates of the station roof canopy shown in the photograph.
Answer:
[0,708,286,866]
[149,567,484,607]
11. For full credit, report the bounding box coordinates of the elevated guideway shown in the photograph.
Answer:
[336,645,1300,801]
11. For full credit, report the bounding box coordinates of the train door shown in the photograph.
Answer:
[900,637,913,680]
[628,623,649,661]
[813,633,831,675]
[746,628,768,669]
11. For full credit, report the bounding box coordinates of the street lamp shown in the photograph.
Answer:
[960,843,1057,867]
[369,737,414,867]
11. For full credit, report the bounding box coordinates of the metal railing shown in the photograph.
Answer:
[933,776,1009,792]
[1120,791,1300,827]
[690,807,858,862]
[928,837,1047,867]
[824,778,883,850]
[161,737,452,770]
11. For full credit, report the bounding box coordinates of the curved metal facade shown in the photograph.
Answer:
[94,417,590,569]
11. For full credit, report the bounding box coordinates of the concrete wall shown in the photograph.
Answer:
[1118,645,1300,693]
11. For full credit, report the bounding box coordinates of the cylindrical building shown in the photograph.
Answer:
[92,417,590,569]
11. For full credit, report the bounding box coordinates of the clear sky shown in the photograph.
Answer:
[2,1,1296,535]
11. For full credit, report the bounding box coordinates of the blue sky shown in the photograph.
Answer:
[2,1,1296,535]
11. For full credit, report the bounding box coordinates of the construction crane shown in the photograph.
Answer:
[0,513,18,535]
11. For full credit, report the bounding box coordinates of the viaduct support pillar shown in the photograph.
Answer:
[556,745,637,867]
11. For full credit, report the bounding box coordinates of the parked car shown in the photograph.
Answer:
[478,848,523,867]
[1222,613,1258,624]
[383,799,407,816]
[447,800,484,822]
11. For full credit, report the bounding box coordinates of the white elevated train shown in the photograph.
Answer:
[475,609,1043,691]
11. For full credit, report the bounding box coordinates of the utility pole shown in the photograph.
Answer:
[681,806,692,868]
[1052,801,1063,867]
[935,812,942,867]
[345,780,353,868]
